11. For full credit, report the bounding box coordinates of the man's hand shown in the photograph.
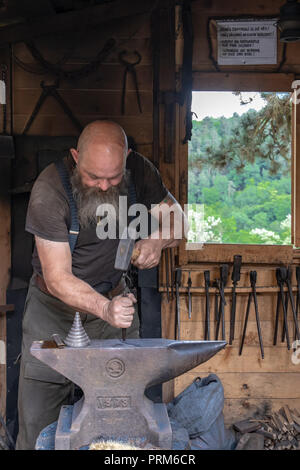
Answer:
[102,293,137,328]
[131,238,164,270]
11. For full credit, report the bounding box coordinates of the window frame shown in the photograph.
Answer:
[178,71,296,265]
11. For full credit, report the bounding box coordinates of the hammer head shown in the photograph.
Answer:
[114,236,135,271]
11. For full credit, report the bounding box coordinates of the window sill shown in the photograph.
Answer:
[185,243,293,264]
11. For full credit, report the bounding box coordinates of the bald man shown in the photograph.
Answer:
[16,121,185,449]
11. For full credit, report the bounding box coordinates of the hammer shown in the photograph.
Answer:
[114,232,140,341]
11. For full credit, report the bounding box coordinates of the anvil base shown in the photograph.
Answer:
[55,401,171,450]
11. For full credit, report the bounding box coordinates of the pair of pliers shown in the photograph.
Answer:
[119,50,142,115]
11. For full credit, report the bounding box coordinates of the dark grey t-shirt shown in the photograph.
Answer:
[26,151,168,291]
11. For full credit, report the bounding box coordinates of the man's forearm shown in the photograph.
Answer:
[45,271,109,319]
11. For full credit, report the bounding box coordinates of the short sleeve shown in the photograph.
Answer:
[129,153,169,209]
[25,165,70,242]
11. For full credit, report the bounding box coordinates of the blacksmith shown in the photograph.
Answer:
[16,120,186,449]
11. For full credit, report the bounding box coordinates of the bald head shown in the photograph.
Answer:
[70,121,129,192]
[77,120,128,155]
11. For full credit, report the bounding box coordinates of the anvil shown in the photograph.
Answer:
[31,338,226,450]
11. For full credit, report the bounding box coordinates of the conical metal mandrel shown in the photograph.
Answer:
[64,312,91,348]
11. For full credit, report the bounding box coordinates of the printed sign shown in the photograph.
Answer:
[217,19,277,65]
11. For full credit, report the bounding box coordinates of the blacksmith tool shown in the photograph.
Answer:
[229,255,242,345]
[175,268,182,340]
[64,312,90,348]
[204,270,210,339]
[22,80,82,134]
[296,267,300,341]
[282,266,300,342]
[187,271,192,319]
[170,248,175,300]
[52,334,65,349]
[0,411,14,450]
[31,338,226,449]
[216,265,229,341]
[213,280,219,322]
[165,249,170,303]
[0,64,14,158]
[239,271,264,359]
[273,267,290,350]
[119,50,142,115]
[114,229,140,341]
[281,267,290,343]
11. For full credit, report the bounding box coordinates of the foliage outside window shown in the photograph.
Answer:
[188,92,292,245]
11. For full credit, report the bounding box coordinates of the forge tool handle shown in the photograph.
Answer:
[250,270,257,286]
[187,271,192,319]
[131,247,141,263]
[286,265,292,282]
[220,264,229,287]
[229,256,242,344]
[175,268,182,287]
[204,270,210,287]
[296,266,300,285]
[276,266,287,284]
[175,268,182,339]
[231,255,242,283]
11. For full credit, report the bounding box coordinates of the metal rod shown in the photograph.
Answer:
[204,270,210,339]
[239,292,252,356]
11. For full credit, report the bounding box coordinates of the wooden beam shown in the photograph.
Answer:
[0,159,11,421]
[193,72,295,92]
[0,0,156,46]
[186,243,293,264]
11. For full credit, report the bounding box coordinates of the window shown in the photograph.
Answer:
[188,91,292,246]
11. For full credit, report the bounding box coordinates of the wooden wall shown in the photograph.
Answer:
[0,43,12,423]
[161,263,300,425]
[0,8,155,421]
[12,14,153,158]
[0,160,11,424]
[1,0,300,429]
[160,0,300,425]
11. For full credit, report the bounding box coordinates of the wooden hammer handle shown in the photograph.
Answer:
[131,247,141,262]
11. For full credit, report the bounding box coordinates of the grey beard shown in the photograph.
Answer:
[70,167,129,229]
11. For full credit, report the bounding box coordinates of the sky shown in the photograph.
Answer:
[191,91,266,121]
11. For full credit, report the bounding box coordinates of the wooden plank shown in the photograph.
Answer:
[14,89,153,117]
[13,115,153,142]
[13,37,153,64]
[174,372,300,399]
[180,321,296,347]
[191,0,284,15]
[192,38,300,69]
[223,399,300,426]
[189,1,300,70]
[168,264,300,288]
[292,98,296,245]
[3,0,54,19]
[14,64,153,92]
[177,105,189,265]
[0,0,155,45]
[177,292,296,323]
[192,72,295,92]
[294,110,300,246]
[0,305,14,313]
[0,159,11,420]
[186,243,293,264]
[162,285,300,295]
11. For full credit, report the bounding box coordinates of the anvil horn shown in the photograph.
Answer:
[147,340,226,387]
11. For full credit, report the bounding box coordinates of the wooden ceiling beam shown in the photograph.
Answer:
[0,0,156,46]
